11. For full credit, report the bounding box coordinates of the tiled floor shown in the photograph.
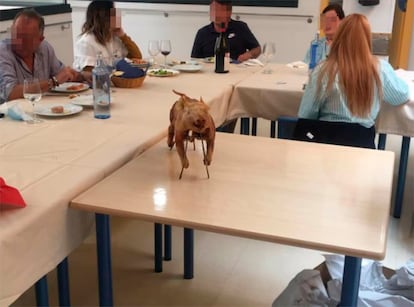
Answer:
[13,123,414,306]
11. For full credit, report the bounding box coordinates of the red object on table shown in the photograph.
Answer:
[0,177,26,209]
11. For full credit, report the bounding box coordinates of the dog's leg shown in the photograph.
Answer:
[204,129,215,166]
[167,124,175,149]
[176,130,189,168]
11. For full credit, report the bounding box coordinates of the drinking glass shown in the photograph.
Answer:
[160,40,171,68]
[148,40,160,67]
[262,42,276,74]
[23,78,42,124]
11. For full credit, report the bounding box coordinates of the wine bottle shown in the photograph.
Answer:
[215,22,229,74]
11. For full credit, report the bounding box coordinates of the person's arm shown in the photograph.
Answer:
[236,21,261,62]
[380,60,410,105]
[238,46,261,62]
[191,29,205,59]
[298,70,322,119]
[119,33,142,59]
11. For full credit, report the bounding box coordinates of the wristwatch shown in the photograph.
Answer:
[51,76,59,87]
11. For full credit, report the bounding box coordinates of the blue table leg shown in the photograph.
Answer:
[240,118,250,135]
[183,228,194,279]
[164,224,172,261]
[339,256,361,307]
[393,136,411,218]
[270,120,276,138]
[95,213,113,307]
[252,118,257,136]
[57,257,70,306]
[154,223,163,272]
[377,133,387,150]
[35,275,49,306]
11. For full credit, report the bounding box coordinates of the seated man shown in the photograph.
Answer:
[0,8,88,104]
[191,0,261,63]
[191,0,261,132]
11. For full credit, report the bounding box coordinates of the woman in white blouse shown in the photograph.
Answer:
[73,0,142,73]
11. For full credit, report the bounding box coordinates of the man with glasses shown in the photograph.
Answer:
[304,3,345,65]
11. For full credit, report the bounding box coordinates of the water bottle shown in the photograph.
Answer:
[215,22,229,74]
[308,31,320,74]
[93,52,111,119]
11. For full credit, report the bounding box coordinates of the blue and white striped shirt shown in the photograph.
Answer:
[298,59,409,128]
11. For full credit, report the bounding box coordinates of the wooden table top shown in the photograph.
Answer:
[72,133,394,260]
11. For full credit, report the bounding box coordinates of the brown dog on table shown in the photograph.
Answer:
[168,90,216,169]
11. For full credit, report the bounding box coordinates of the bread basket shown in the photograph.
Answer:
[111,75,146,88]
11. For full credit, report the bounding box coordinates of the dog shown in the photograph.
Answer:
[168,90,216,169]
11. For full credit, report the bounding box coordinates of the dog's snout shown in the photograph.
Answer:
[194,118,206,129]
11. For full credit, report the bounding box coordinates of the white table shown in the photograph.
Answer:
[0,63,260,306]
[229,63,414,218]
[71,132,395,307]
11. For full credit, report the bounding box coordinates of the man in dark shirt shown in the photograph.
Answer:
[191,0,261,63]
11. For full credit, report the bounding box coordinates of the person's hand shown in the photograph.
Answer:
[112,27,125,38]
[55,67,77,84]
[237,51,252,63]
[80,71,92,85]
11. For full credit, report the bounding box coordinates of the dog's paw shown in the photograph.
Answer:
[203,157,211,166]
[182,158,189,169]
[167,140,175,149]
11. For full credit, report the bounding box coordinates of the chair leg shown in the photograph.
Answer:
[57,257,70,306]
[252,118,257,136]
[35,276,49,307]
[377,133,387,150]
[393,136,411,218]
[270,120,276,138]
[240,118,250,135]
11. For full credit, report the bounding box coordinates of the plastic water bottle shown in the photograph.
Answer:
[93,52,111,119]
[308,31,320,74]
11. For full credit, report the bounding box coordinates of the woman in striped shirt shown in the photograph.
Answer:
[298,14,409,131]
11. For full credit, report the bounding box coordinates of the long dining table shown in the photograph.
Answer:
[0,63,261,306]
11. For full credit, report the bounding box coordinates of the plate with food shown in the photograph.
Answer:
[51,82,90,93]
[147,68,180,77]
[34,103,83,117]
[203,57,215,63]
[172,63,203,73]
[125,58,150,69]
[69,94,93,107]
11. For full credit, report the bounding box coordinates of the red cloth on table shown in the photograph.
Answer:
[0,177,26,209]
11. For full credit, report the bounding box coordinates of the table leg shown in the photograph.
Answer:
[154,223,163,272]
[252,118,257,136]
[57,257,70,306]
[240,118,250,135]
[377,133,387,150]
[164,224,172,261]
[35,275,49,306]
[96,213,113,307]
[393,136,411,218]
[339,256,361,307]
[183,228,194,279]
[270,120,276,138]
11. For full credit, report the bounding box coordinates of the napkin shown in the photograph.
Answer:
[6,103,33,122]
[115,59,146,79]
[287,61,308,69]
[0,177,26,209]
[243,58,264,67]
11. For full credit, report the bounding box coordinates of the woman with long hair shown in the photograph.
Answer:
[298,14,409,146]
[73,0,142,72]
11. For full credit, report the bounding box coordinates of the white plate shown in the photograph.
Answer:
[70,94,93,107]
[147,69,180,77]
[51,82,90,93]
[172,63,202,72]
[34,103,83,117]
[70,95,115,107]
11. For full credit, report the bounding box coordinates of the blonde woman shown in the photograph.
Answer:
[298,14,409,148]
[73,0,142,73]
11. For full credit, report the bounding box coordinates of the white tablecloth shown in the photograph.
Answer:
[0,63,260,306]
[229,64,414,137]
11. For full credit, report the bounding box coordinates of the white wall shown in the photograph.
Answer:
[69,0,320,64]
[342,0,396,33]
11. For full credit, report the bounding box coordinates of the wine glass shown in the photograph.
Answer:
[160,40,171,68]
[23,78,42,124]
[148,40,160,67]
[262,42,276,74]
